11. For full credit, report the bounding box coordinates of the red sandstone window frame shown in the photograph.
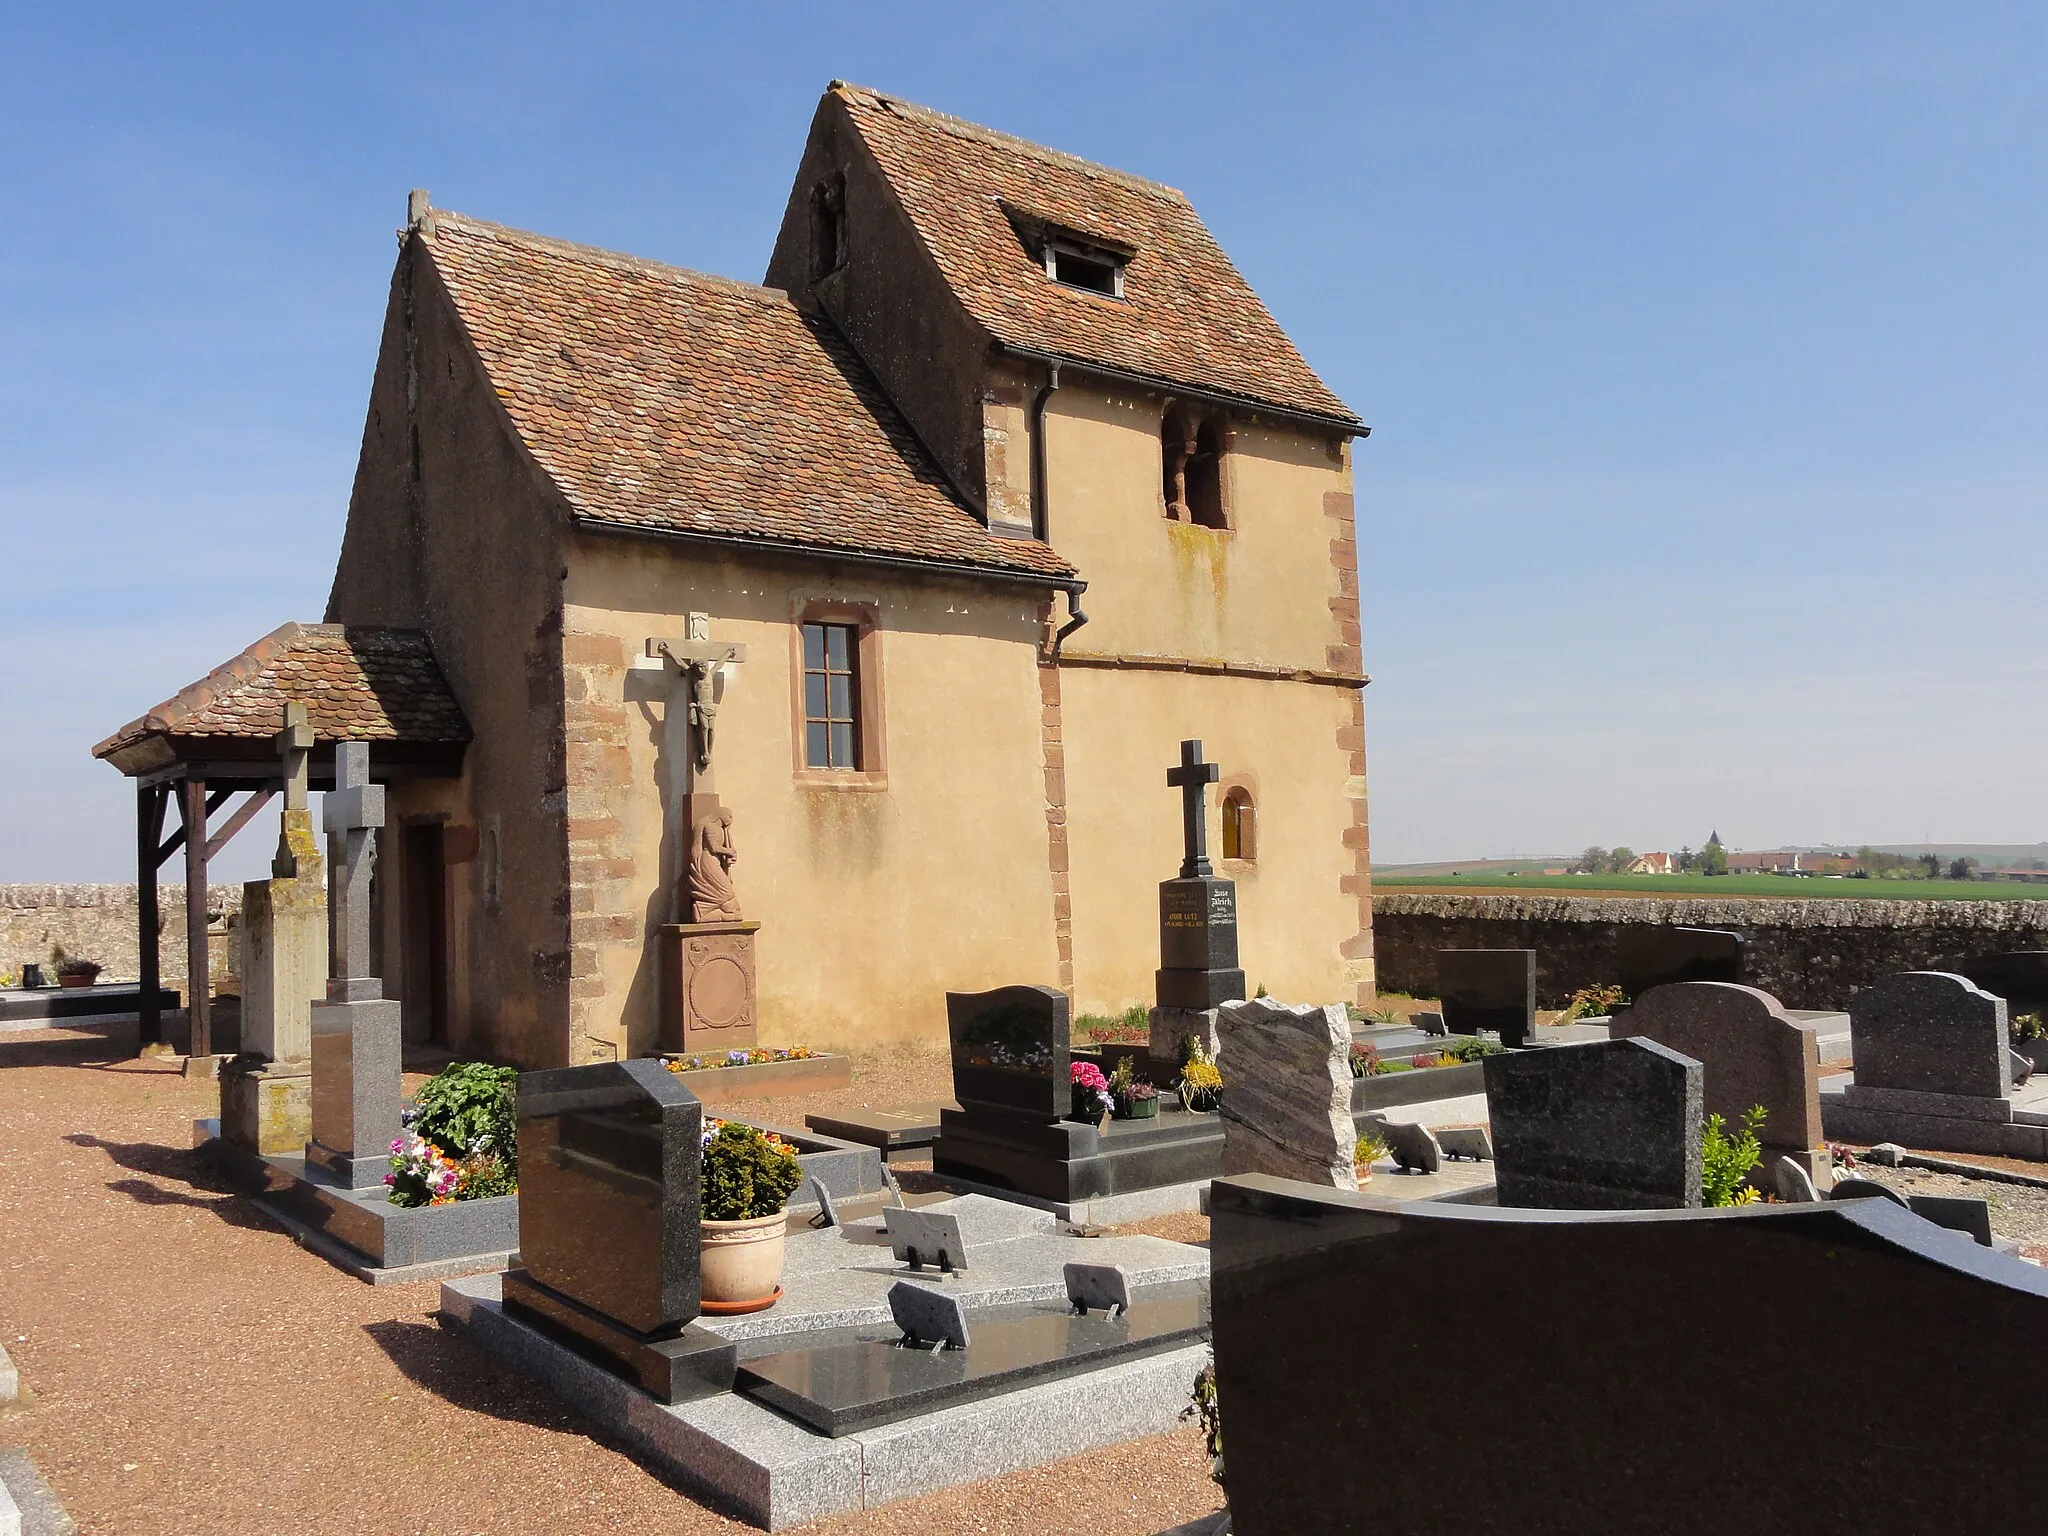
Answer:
[789,599,887,790]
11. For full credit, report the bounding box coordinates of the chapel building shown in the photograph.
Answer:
[113,83,1375,1068]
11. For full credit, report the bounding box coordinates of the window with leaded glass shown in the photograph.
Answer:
[801,621,861,769]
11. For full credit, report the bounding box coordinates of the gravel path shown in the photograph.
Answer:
[0,1024,1223,1536]
[1847,1160,2048,1247]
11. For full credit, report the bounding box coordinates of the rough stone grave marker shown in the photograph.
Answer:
[1485,1037,1703,1209]
[1619,981,1827,1187]
[304,741,402,1190]
[500,1057,735,1403]
[1436,950,1536,1048]
[1215,998,1356,1189]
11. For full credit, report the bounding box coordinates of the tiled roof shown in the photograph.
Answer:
[833,84,1359,427]
[418,213,1077,580]
[94,623,471,758]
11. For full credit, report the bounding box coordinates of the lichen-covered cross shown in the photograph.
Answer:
[323,740,385,983]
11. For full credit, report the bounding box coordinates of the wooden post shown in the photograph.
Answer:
[137,782,166,1052]
[183,777,210,1060]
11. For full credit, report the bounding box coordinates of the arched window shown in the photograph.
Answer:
[1161,408,1193,521]
[1221,786,1256,861]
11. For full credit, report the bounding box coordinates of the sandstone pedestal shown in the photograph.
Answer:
[221,1057,313,1155]
[661,921,761,1054]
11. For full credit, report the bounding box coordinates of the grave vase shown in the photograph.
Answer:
[699,1212,786,1312]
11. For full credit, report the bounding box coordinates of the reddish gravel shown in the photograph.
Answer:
[0,1025,1224,1536]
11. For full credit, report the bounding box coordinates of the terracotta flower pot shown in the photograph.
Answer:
[57,973,97,989]
[700,1211,787,1311]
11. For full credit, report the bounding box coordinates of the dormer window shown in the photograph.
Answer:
[1045,240,1124,298]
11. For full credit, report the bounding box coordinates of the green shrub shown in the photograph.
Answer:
[411,1062,518,1176]
[701,1121,805,1221]
[1181,1357,1223,1485]
[1443,1038,1504,1064]
[1701,1105,1767,1206]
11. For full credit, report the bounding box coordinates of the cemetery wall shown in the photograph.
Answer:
[0,884,243,992]
[1372,892,2048,1011]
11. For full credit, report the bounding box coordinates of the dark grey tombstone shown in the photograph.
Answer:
[1958,952,2048,1016]
[1209,1174,2048,1536]
[1436,950,1537,1048]
[946,985,1071,1118]
[1364,1116,1441,1174]
[1484,1038,1703,1209]
[1849,972,2009,1099]
[1906,1194,1995,1248]
[500,1058,734,1404]
[1828,1176,1909,1207]
[1436,1125,1493,1162]
[889,1282,970,1350]
[1616,926,1743,1000]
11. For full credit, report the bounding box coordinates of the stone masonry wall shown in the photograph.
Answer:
[1,884,244,994]
[1372,892,2048,1012]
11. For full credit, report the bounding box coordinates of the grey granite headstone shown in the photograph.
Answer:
[305,740,401,1190]
[1619,982,1825,1184]
[1485,1038,1703,1210]
[885,1207,968,1272]
[1906,1194,1994,1247]
[2010,1049,2033,1088]
[513,1058,706,1332]
[889,1281,970,1350]
[1412,1010,1449,1037]
[1436,950,1536,1048]
[1436,1125,1493,1162]
[1215,998,1357,1189]
[1848,971,2010,1100]
[1064,1261,1134,1317]
[1774,1155,1820,1203]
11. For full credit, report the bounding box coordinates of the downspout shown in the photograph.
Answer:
[1030,361,1091,658]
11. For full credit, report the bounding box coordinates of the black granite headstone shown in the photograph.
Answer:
[1959,952,2048,1015]
[946,985,1071,1119]
[502,1058,735,1403]
[1154,740,1247,1009]
[1617,926,1744,1001]
[1484,1037,1703,1209]
[1208,1175,2048,1536]
[1436,949,1537,1047]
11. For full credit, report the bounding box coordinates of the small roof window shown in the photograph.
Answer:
[1045,240,1125,299]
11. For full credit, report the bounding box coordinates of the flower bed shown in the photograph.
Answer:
[656,1046,851,1104]
[386,1062,519,1209]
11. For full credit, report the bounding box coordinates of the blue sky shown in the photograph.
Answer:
[3,3,2044,880]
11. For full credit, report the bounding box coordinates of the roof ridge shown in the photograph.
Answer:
[424,211,795,306]
[830,81,1187,203]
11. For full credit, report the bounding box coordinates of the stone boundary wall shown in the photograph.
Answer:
[1,884,244,992]
[1371,892,2048,1011]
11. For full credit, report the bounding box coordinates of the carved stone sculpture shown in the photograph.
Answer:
[688,807,741,922]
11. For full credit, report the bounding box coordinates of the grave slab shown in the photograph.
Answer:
[1485,1037,1703,1209]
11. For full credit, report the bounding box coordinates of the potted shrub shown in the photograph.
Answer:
[1355,1129,1389,1186]
[699,1120,804,1313]
[1107,1055,1159,1120]
[52,947,102,989]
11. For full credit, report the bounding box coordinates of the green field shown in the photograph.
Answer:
[1373,872,2048,902]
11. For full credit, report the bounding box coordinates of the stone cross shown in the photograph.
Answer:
[1166,739,1220,879]
[273,701,315,878]
[646,620,747,781]
[323,740,385,990]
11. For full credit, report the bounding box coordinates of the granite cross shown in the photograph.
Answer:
[1166,739,1220,879]
[323,740,385,990]
[272,700,315,878]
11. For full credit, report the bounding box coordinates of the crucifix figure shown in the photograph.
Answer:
[273,701,315,878]
[324,739,386,991]
[1167,739,1220,879]
[647,620,748,778]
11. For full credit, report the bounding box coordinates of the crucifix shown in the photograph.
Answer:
[646,620,748,781]
[1167,739,1221,879]
[324,739,386,993]
[273,701,316,878]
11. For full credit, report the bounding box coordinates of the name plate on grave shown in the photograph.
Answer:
[1159,878,1238,972]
